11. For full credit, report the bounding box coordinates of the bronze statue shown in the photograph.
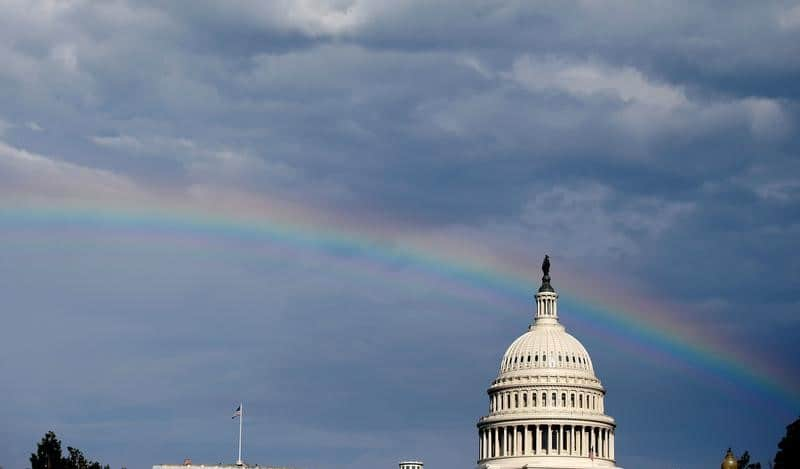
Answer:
[538,254,554,292]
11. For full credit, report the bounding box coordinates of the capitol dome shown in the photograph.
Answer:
[476,256,621,469]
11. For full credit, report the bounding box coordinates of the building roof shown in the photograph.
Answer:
[153,465,298,469]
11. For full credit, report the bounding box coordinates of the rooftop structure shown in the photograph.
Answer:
[399,461,424,469]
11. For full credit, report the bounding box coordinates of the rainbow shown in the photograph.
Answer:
[2,194,798,410]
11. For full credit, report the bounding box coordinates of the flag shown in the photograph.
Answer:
[232,405,242,419]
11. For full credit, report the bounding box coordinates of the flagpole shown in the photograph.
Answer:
[237,402,243,466]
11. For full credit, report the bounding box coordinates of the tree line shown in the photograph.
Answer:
[23,416,800,468]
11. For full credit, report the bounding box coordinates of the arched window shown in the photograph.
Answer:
[561,393,566,407]
[571,393,575,407]
[523,392,528,407]
[542,392,547,407]
[552,392,557,407]
[533,392,537,407]
[507,393,511,409]
[527,354,531,363]
[579,394,583,408]
[515,393,519,408]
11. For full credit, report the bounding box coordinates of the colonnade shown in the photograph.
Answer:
[478,424,614,461]
[490,389,603,413]
[536,293,557,318]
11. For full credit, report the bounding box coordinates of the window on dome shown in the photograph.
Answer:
[558,355,562,362]
[527,354,531,363]
[579,394,583,408]
[535,354,539,362]
[523,393,528,407]
[542,392,546,407]
[507,394,511,409]
[532,392,537,406]
[571,394,575,407]
[552,393,556,407]
[561,393,566,407]
[543,354,546,362]
[515,393,519,408]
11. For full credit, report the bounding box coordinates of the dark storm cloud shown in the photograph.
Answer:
[1,2,799,469]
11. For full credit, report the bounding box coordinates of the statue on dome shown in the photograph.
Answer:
[538,254,554,292]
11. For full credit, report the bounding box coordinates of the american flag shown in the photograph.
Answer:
[232,404,242,419]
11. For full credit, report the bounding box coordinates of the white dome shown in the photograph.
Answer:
[498,322,595,378]
[476,257,620,469]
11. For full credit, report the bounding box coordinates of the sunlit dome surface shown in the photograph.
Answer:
[498,323,596,378]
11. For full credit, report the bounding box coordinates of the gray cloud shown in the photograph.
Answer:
[1,2,799,469]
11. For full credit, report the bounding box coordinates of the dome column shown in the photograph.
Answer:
[526,425,533,455]
[580,426,586,456]
[610,429,615,460]
[569,425,574,455]
[584,426,589,457]
[595,427,600,458]
[602,428,606,458]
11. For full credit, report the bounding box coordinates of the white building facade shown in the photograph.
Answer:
[476,257,622,469]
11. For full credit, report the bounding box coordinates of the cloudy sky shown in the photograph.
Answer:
[1,1,799,468]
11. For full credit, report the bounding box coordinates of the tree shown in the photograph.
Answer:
[30,431,63,469]
[737,450,762,469]
[774,417,800,469]
[29,431,109,469]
